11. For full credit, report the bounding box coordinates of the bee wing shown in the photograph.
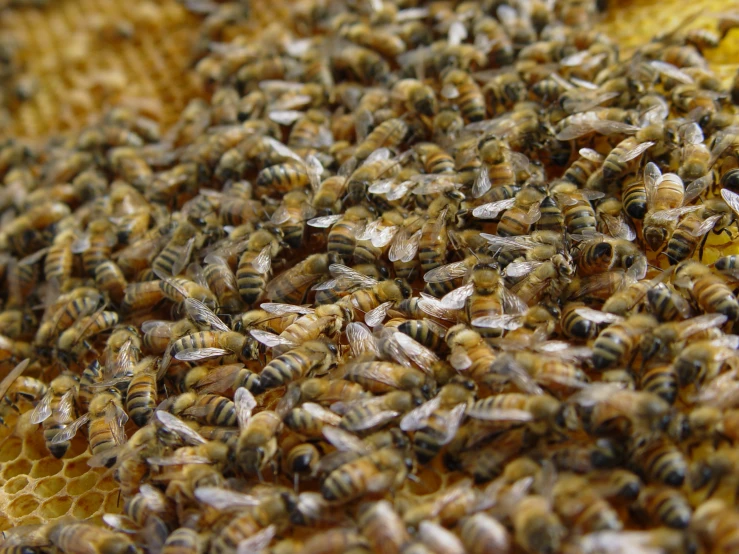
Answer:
[466,406,533,422]
[570,382,626,407]
[250,245,272,275]
[308,214,343,228]
[450,346,473,371]
[305,154,324,193]
[441,403,467,444]
[684,173,713,205]
[399,396,441,431]
[344,409,400,432]
[648,205,702,224]
[649,60,694,84]
[155,412,205,445]
[589,120,641,136]
[721,189,739,217]
[622,141,655,162]
[366,222,399,248]
[102,514,139,534]
[50,413,90,445]
[303,402,342,426]
[263,137,303,164]
[441,83,460,99]
[193,364,243,394]
[394,332,439,374]
[472,167,492,198]
[492,354,544,395]
[504,261,543,278]
[70,233,91,254]
[0,358,30,400]
[600,213,636,241]
[234,387,257,428]
[365,302,393,327]
[329,263,378,288]
[270,205,291,225]
[312,278,338,291]
[689,214,722,237]
[250,329,296,349]
[276,382,302,418]
[322,425,371,455]
[677,313,728,338]
[424,261,470,283]
[147,454,212,466]
[644,162,661,209]
[237,526,277,554]
[471,314,524,330]
[346,321,380,358]
[418,292,456,321]
[172,237,197,278]
[104,400,129,433]
[440,283,474,310]
[140,320,176,338]
[194,486,259,510]
[182,298,229,332]
[574,307,624,324]
[175,347,231,362]
[389,228,421,263]
[562,92,620,113]
[480,234,536,252]
[260,302,314,315]
[268,110,303,125]
[579,147,605,162]
[555,123,598,141]
[472,198,517,219]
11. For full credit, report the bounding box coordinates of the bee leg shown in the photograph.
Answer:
[698,233,710,262]
[293,473,299,493]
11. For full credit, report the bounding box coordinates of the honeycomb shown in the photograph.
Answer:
[0,0,736,548]
[0,412,121,533]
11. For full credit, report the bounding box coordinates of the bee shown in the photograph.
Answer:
[165,298,258,371]
[0,309,37,341]
[341,360,433,396]
[627,433,688,487]
[260,340,338,390]
[121,280,166,314]
[588,313,658,370]
[441,69,485,123]
[331,45,391,86]
[266,253,333,304]
[235,389,292,479]
[43,229,76,286]
[161,528,206,554]
[353,118,409,163]
[152,220,198,278]
[233,229,281,307]
[358,500,410,554]
[313,176,347,215]
[284,402,342,438]
[551,473,623,533]
[335,390,418,434]
[572,384,672,437]
[257,303,349,351]
[674,260,739,321]
[57,310,120,358]
[121,357,158,427]
[315,205,374,262]
[73,218,118,277]
[391,79,437,117]
[511,495,565,554]
[345,149,402,204]
[321,441,410,503]
[673,338,737,389]
[48,521,135,554]
[665,210,723,265]
[601,135,654,177]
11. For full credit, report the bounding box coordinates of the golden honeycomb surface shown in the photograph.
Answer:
[0,0,737,542]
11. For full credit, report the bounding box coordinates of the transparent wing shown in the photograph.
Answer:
[260,302,314,315]
[721,189,739,217]
[30,392,53,424]
[194,487,259,510]
[307,214,343,228]
[50,414,90,444]
[472,198,516,219]
[0,358,30,401]
[155,411,207,444]
[440,283,474,310]
[400,397,441,431]
[472,167,492,199]
[328,264,378,288]
[175,347,232,361]
[389,228,421,263]
[302,402,342,426]
[184,298,229,332]
[365,302,393,327]
[424,261,470,283]
[644,162,661,209]
[235,387,256,428]
[237,526,277,554]
[250,329,297,349]
[346,322,380,358]
[574,307,624,324]
[322,426,371,455]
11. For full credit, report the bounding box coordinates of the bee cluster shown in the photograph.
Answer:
[0,0,738,553]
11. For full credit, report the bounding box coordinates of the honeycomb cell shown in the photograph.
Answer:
[73,491,104,519]
[64,458,92,478]
[30,457,64,478]
[103,491,123,513]
[39,495,73,519]
[96,473,119,491]
[0,515,10,533]
[66,435,90,458]
[22,434,50,460]
[2,459,32,479]
[4,475,29,495]
[404,467,443,496]
[6,494,39,518]
[0,437,23,462]
[34,475,66,498]
[67,472,98,496]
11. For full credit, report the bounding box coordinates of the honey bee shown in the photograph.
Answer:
[341,360,433,396]
[252,303,349,354]
[163,298,258,368]
[572,384,672,437]
[357,500,409,554]
[260,340,338,390]
[313,205,374,263]
[57,310,120,358]
[266,253,333,304]
[627,433,688,487]
[161,528,206,554]
[674,260,739,321]
[391,79,437,117]
[673,338,737,389]
[123,357,158,427]
[441,69,486,123]
[48,521,136,554]
[313,175,347,215]
[0,309,37,341]
[551,473,623,533]
[511,495,565,554]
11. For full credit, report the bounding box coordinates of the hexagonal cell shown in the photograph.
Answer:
[67,472,98,496]
[39,495,72,519]
[34,476,66,498]
[17,516,42,528]
[96,473,119,491]
[404,467,443,496]
[2,459,32,479]
[0,515,10,533]
[30,457,64,478]
[6,494,39,518]
[3,475,29,495]
[72,491,104,519]
[66,435,90,458]
[64,458,91,478]
[0,437,23,462]
[22,435,50,460]
[103,491,123,513]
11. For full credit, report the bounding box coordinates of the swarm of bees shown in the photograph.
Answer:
[0,0,738,553]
